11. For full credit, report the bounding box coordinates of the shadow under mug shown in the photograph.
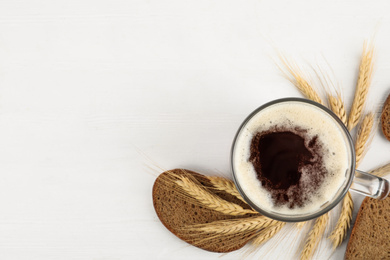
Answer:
[231,98,390,222]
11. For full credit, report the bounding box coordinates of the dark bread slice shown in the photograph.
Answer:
[381,93,390,141]
[345,196,390,260]
[152,169,256,253]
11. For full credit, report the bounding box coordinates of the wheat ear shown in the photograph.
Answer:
[370,162,390,177]
[182,216,277,235]
[300,213,329,260]
[295,222,307,230]
[327,113,372,248]
[279,55,324,105]
[185,229,259,250]
[328,94,347,125]
[329,43,375,248]
[329,192,354,248]
[326,98,354,248]
[207,176,247,203]
[355,113,375,165]
[329,114,373,247]
[252,221,286,246]
[347,42,375,130]
[290,67,333,258]
[175,175,257,216]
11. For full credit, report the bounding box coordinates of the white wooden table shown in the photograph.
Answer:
[0,0,389,259]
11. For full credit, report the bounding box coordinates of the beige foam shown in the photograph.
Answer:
[233,101,351,216]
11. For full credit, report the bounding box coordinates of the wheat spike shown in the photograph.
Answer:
[329,43,375,248]
[182,216,278,235]
[370,162,390,177]
[295,221,307,230]
[329,192,354,248]
[355,113,375,165]
[252,221,286,246]
[175,175,257,216]
[207,176,247,204]
[184,231,258,249]
[279,55,324,105]
[347,42,375,130]
[329,114,373,247]
[288,67,334,257]
[301,213,329,260]
[328,94,347,125]
[328,113,373,248]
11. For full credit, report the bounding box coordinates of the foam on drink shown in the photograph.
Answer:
[233,101,350,216]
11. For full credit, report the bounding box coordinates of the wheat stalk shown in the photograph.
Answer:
[252,221,286,246]
[279,55,324,105]
[175,175,257,216]
[370,162,390,177]
[182,216,278,235]
[328,113,373,248]
[328,94,347,125]
[328,43,375,248]
[186,231,258,249]
[324,90,354,249]
[355,113,375,166]
[347,42,375,130]
[326,98,354,249]
[329,114,373,247]
[329,192,354,248]
[301,213,329,260]
[207,176,247,204]
[287,64,334,258]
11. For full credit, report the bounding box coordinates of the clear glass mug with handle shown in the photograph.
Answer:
[231,98,390,222]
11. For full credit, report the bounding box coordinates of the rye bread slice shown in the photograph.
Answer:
[381,93,390,141]
[345,196,390,260]
[152,169,256,253]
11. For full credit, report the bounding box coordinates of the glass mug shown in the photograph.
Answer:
[231,98,390,222]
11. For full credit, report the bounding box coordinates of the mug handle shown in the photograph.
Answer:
[350,170,390,199]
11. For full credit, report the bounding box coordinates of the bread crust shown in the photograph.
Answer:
[152,169,255,253]
[345,197,390,259]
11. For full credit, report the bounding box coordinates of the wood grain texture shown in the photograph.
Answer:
[0,1,389,259]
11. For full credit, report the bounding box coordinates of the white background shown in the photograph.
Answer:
[0,0,389,259]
